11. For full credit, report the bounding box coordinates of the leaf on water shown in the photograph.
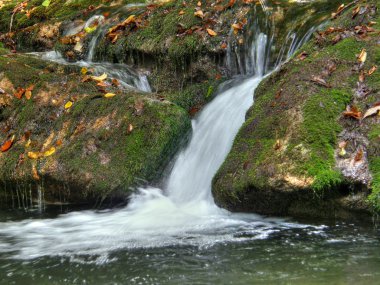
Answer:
[91,73,107,82]
[1,135,15,152]
[104,93,116,98]
[84,26,97,34]
[64,101,73,109]
[206,28,217,36]
[43,146,56,157]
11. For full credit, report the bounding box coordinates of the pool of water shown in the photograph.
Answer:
[0,208,379,285]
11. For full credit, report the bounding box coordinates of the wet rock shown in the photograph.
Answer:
[213,0,380,220]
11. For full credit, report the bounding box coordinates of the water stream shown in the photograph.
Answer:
[0,1,380,283]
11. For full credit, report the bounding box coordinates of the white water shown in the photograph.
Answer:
[32,51,151,92]
[0,3,327,262]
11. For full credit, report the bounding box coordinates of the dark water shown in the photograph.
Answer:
[0,208,379,285]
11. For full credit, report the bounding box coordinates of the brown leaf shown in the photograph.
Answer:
[14,87,25,99]
[297,51,308,61]
[363,104,380,119]
[134,100,144,116]
[343,105,362,120]
[311,75,330,88]
[126,124,134,134]
[354,149,363,162]
[368,66,377,75]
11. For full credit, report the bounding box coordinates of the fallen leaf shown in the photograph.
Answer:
[104,93,116,98]
[91,73,107,82]
[81,67,88,75]
[354,149,363,162]
[112,79,120,87]
[368,66,377,75]
[311,75,330,88]
[134,100,144,116]
[194,10,204,19]
[343,105,362,120]
[43,146,56,157]
[127,124,133,134]
[206,28,217,36]
[297,51,308,61]
[1,135,15,152]
[32,164,40,180]
[27,151,41,159]
[64,101,73,109]
[358,48,367,63]
[363,104,380,119]
[42,0,50,7]
[14,87,25,99]
[338,141,347,157]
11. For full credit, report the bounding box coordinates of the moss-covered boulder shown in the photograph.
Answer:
[0,49,190,208]
[213,0,380,220]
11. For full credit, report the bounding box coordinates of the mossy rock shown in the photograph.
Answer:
[212,0,380,220]
[0,51,191,208]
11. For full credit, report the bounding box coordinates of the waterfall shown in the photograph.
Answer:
[0,2,330,261]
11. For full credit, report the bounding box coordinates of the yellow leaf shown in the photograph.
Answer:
[194,10,204,19]
[358,49,367,63]
[206,28,217,36]
[91,73,108,82]
[25,139,31,148]
[64,101,73,109]
[81,67,88,75]
[122,15,136,25]
[104,93,116,98]
[25,90,32,100]
[43,146,56,157]
[28,151,41,159]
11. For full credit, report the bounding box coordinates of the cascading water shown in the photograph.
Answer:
[0,1,338,261]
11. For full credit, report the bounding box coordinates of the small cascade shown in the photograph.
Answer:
[85,15,106,62]
[33,51,151,92]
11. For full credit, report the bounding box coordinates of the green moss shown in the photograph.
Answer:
[368,158,380,212]
[300,89,351,191]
